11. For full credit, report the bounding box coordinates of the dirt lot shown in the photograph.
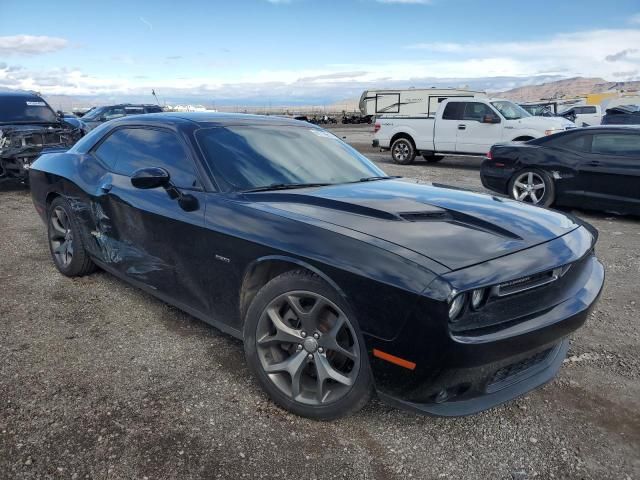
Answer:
[1,125,639,479]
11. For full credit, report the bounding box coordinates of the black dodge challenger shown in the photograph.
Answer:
[481,126,640,215]
[30,113,604,419]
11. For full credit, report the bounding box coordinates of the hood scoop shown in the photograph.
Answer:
[399,211,451,222]
[400,210,522,241]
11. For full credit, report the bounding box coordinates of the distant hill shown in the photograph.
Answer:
[497,77,640,102]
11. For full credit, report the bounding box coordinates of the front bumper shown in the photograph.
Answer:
[377,338,569,416]
[366,228,604,416]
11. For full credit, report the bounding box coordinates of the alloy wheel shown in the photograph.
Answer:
[255,291,360,406]
[392,142,411,162]
[512,171,546,204]
[49,206,74,268]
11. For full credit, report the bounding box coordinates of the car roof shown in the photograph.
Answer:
[0,90,44,99]
[109,111,314,128]
[567,125,640,133]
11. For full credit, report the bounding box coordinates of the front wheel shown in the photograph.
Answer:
[243,270,372,420]
[390,138,416,164]
[508,169,555,207]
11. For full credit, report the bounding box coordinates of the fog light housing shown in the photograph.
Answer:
[448,294,466,321]
[471,288,487,309]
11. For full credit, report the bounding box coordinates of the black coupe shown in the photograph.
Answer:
[481,126,640,215]
[30,113,604,419]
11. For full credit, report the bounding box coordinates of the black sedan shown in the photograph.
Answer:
[30,113,604,419]
[481,126,640,215]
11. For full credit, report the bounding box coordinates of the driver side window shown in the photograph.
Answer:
[463,102,494,121]
[95,127,201,189]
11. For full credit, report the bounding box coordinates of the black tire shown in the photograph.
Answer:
[390,137,416,164]
[243,270,372,420]
[508,168,556,207]
[423,154,445,163]
[47,196,96,277]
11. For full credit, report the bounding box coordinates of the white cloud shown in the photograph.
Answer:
[2,28,639,102]
[0,35,68,55]
[406,29,640,80]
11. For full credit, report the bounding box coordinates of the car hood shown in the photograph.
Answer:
[515,115,575,130]
[247,180,581,271]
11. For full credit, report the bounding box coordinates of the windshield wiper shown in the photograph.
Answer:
[357,175,402,182]
[242,182,332,193]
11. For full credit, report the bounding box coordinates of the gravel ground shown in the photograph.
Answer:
[1,125,639,479]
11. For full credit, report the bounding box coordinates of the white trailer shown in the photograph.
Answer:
[359,88,486,118]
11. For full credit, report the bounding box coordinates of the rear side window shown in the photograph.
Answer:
[93,129,129,169]
[581,106,597,114]
[555,133,592,153]
[442,102,465,120]
[96,128,200,189]
[592,134,640,157]
[463,102,494,121]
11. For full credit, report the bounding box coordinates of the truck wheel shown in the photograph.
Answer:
[391,138,416,164]
[508,169,555,207]
[423,154,444,163]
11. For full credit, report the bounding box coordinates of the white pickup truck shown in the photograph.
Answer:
[373,98,575,164]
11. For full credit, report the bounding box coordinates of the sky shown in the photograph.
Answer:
[1,0,640,106]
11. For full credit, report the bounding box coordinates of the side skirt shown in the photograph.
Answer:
[92,258,243,340]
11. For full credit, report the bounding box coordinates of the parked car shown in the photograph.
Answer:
[519,103,558,117]
[601,105,640,125]
[481,126,640,215]
[0,91,83,184]
[81,104,163,131]
[558,105,602,126]
[373,98,575,164]
[58,111,89,134]
[30,113,604,419]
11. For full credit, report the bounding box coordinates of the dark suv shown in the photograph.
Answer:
[0,91,83,184]
[81,104,164,131]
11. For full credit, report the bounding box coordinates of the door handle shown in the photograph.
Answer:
[587,161,601,167]
[100,183,112,193]
[458,124,466,130]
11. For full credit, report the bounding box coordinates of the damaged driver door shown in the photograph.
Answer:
[90,126,211,315]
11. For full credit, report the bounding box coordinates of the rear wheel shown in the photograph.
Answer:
[243,270,372,420]
[47,197,96,277]
[390,138,416,164]
[508,169,555,207]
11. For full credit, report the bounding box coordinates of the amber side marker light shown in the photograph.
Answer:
[373,349,416,370]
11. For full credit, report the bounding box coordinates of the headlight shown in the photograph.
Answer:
[471,288,486,309]
[448,294,466,321]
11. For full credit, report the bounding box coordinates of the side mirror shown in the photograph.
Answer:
[482,114,501,124]
[131,167,170,189]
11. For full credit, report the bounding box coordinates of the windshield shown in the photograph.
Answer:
[491,101,532,120]
[0,95,58,124]
[81,106,107,121]
[196,125,386,191]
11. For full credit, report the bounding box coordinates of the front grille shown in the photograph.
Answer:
[450,253,592,335]
[488,348,553,388]
[495,265,570,297]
